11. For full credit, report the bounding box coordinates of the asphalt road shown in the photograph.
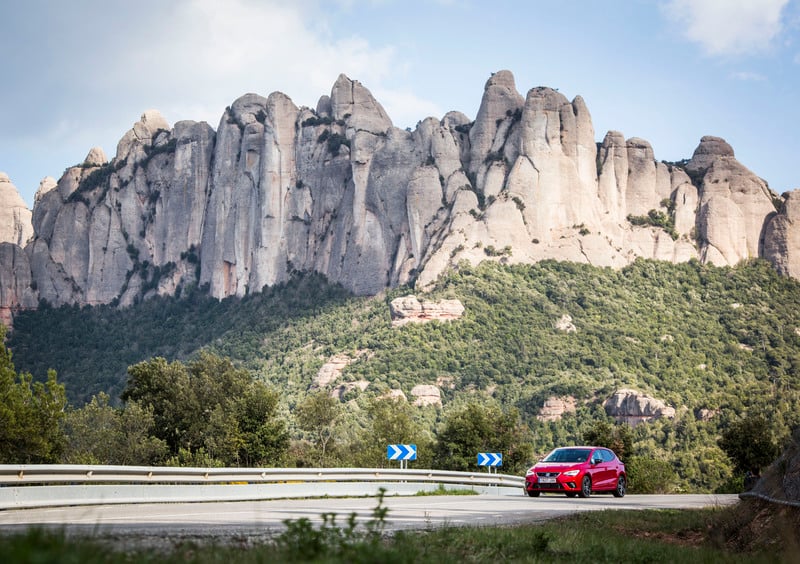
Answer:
[0,493,739,548]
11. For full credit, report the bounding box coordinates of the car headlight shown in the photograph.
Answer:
[562,469,580,476]
[525,468,535,476]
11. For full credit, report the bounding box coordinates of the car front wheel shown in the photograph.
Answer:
[578,475,592,498]
[613,475,626,498]
[527,489,540,497]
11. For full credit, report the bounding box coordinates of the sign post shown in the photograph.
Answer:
[387,444,417,469]
[477,452,503,474]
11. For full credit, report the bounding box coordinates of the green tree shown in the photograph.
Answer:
[433,402,532,473]
[122,356,192,453]
[237,382,289,466]
[583,420,633,460]
[61,392,167,465]
[625,456,676,494]
[719,414,779,476]
[296,391,341,467]
[352,397,432,468]
[121,352,288,466]
[0,328,66,463]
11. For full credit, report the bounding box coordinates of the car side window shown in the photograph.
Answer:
[601,449,614,462]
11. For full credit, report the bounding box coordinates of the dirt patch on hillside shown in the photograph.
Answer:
[608,499,800,559]
[710,499,800,557]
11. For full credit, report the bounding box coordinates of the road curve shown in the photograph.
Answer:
[0,492,738,546]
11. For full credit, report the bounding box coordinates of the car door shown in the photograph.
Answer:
[588,449,612,489]
[587,449,607,488]
[598,449,618,489]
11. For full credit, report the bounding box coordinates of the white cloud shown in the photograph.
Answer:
[96,0,431,126]
[2,0,448,205]
[663,0,789,56]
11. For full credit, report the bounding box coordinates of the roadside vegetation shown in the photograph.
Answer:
[1,496,798,563]
[5,258,800,491]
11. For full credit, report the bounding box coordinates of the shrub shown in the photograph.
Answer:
[274,488,389,561]
[326,133,350,155]
[302,115,334,127]
[719,414,779,475]
[626,456,676,493]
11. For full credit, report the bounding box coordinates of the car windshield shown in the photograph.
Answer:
[542,448,591,463]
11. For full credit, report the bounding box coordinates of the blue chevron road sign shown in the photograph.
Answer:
[477,452,503,467]
[387,444,417,461]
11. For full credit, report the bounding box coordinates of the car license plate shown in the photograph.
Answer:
[539,477,556,483]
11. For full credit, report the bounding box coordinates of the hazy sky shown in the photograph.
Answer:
[1,0,798,207]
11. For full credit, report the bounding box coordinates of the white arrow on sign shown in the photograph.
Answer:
[477,452,502,466]
[387,444,417,461]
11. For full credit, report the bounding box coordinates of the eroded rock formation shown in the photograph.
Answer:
[604,388,676,427]
[389,295,465,326]
[537,396,577,422]
[0,173,33,247]
[313,350,370,388]
[410,384,442,407]
[1,70,799,324]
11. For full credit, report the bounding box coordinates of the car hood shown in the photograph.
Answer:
[531,462,583,472]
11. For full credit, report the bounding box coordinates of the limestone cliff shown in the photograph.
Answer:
[1,70,798,321]
[0,174,36,324]
[0,173,33,247]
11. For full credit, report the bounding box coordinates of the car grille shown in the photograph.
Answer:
[530,482,565,490]
[530,471,564,490]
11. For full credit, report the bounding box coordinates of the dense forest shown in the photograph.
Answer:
[6,258,799,492]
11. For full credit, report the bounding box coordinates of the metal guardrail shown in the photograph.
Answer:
[0,465,524,486]
[0,465,526,510]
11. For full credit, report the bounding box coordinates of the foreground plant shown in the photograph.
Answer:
[273,487,390,561]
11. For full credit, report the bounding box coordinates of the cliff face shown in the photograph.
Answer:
[0,173,33,247]
[1,70,798,320]
[0,174,36,325]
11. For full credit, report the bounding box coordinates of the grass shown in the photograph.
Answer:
[1,500,798,563]
[414,484,479,496]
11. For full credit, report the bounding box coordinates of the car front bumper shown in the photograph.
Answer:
[524,476,580,493]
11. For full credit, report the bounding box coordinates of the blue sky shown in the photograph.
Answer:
[1,0,798,207]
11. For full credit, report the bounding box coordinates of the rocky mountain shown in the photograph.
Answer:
[0,173,36,325]
[1,70,798,322]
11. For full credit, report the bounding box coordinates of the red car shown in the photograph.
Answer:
[524,446,626,498]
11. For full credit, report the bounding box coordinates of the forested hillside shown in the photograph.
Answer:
[8,259,800,491]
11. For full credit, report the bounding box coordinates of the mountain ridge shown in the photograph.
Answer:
[1,69,798,322]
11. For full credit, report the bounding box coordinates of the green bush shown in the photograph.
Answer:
[626,456,676,493]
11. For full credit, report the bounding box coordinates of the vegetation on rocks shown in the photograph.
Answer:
[6,258,800,491]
